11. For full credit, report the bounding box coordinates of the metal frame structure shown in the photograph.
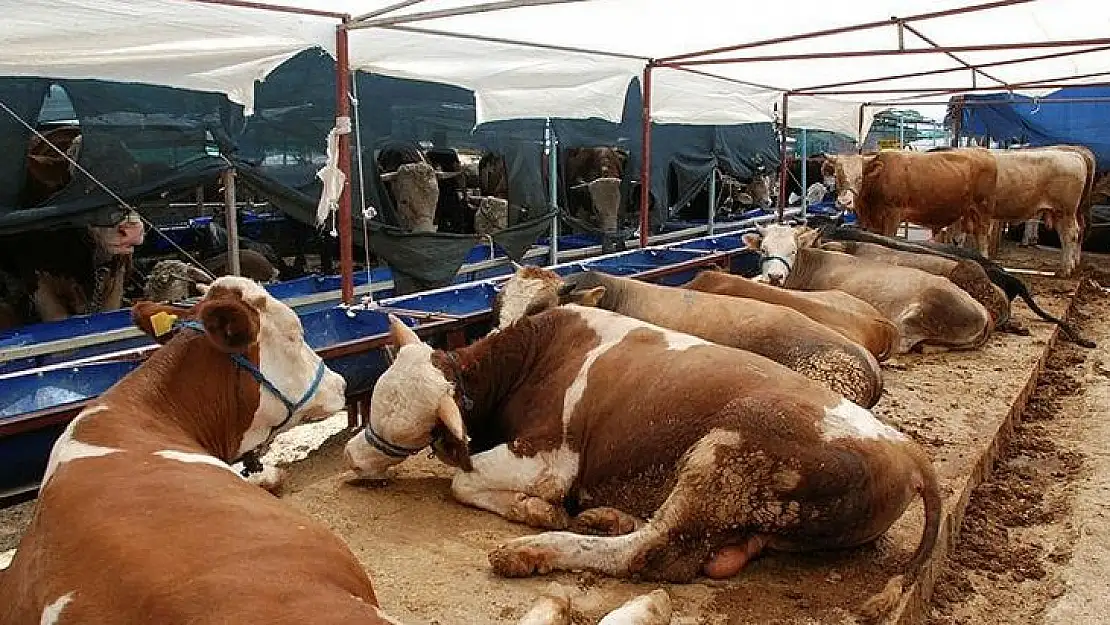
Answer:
[178,0,1110,292]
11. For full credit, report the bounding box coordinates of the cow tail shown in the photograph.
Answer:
[857,449,942,623]
[1079,150,1096,240]
[1017,287,1096,348]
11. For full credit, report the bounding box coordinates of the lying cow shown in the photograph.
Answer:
[492,266,883,407]
[681,267,898,360]
[749,224,992,354]
[0,277,367,623]
[807,215,1095,348]
[344,311,940,620]
[818,240,1013,332]
[142,249,280,304]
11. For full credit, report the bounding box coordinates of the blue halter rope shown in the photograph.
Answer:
[174,319,326,433]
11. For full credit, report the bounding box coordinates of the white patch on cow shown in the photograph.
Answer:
[0,548,15,571]
[153,450,238,473]
[204,277,346,458]
[497,275,550,329]
[40,406,120,488]
[40,592,74,625]
[562,305,704,428]
[820,398,906,442]
[598,589,673,625]
[344,341,452,479]
[452,443,580,512]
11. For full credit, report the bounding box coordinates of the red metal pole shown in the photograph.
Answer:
[777,93,789,221]
[336,23,355,304]
[794,74,1110,97]
[660,37,1110,68]
[639,63,653,247]
[186,0,349,18]
[655,0,1033,64]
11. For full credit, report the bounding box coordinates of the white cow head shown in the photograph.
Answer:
[742,223,819,286]
[89,210,145,257]
[343,315,466,480]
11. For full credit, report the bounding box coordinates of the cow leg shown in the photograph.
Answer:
[571,507,644,536]
[517,583,572,625]
[450,444,574,530]
[597,590,672,625]
[1056,215,1081,277]
[489,429,772,582]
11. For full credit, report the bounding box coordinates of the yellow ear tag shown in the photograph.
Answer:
[149,311,179,337]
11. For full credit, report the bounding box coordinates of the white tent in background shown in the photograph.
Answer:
[4,0,1110,138]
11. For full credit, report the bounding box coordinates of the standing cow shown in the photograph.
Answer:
[0,210,146,329]
[563,146,629,251]
[375,143,464,233]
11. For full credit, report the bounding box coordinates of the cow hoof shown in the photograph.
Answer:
[489,543,557,578]
[510,496,571,530]
[246,465,288,495]
[571,507,643,536]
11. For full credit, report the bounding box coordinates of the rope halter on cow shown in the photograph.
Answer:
[362,349,473,459]
[760,254,793,273]
[169,317,327,456]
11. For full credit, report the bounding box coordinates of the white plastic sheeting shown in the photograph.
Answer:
[4,0,1110,136]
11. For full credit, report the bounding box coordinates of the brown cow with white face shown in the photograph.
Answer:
[343,309,940,620]
[680,268,899,360]
[822,153,875,211]
[750,224,992,354]
[490,266,884,407]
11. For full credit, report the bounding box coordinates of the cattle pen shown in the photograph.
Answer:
[2,241,1096,624]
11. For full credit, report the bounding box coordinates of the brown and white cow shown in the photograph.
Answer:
[492,266,884,407]
[818,239,1013,331]
[855,148,999,250]
[0,277,372,624]
[681,267,899,360]
[822,153,875,211]
[750,224,992,354]
[343,310,941,620]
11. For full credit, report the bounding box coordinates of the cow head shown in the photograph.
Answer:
[742,223,819,286]
[745,170,774,209]
[571,177,622,232]
[820,155,838,189]
[133,276,347,458]
[89,210,146,257]
[491,264,606,330]
[469,196,509,236]
[824,154,872,211]
[379,162,463,232]
[342,315,467,480]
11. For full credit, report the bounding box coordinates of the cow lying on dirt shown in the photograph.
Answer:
[749,224,992,354]
[807,216,1095,348]
[819,240,1014,332]
[680,267,898,360]
[344,311,941,620]
[491,266,883,407]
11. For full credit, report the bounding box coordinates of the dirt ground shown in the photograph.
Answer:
[926,248,1110,625]
[0,242,1093,625]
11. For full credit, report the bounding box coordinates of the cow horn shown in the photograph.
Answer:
[196,283,210,295]
[435,170,464,180]
[436,394,467,442]
[511,260,525,271]
[570,181,590,190]
[378,171,399,182]
[387,314,421,347]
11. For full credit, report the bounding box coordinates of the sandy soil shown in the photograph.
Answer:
[927,270,1110,625]
[0,243,1087,625]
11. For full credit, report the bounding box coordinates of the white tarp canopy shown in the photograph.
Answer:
[4,0,1110,138]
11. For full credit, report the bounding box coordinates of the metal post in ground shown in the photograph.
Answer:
[800,127,808,220]
[545,118,559,266]
[222,168,241,276]
[707,167,717,235]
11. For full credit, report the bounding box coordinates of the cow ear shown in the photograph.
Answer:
[567,286,606,307]
[387,314,421,348]
[796,227,820,249]
[196,295,259,353]
[132,301,195,345]
[741,232,762,249]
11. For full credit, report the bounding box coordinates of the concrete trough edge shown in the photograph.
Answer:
[889,280,1084,625]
